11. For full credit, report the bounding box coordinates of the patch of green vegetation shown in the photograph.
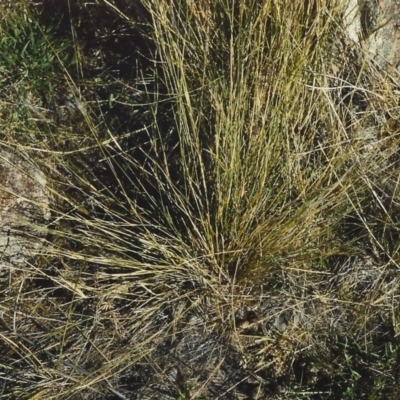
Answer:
[0,1,76,144]
[1,19,56,88]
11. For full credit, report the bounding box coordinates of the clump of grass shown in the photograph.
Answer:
[1,0,400,399]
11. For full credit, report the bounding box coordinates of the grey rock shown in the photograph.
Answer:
[345,0,400,71]
[0,150,49,266]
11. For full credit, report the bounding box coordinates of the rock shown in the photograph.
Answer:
[0,150,49,266]
[345,0,400,71]
[344,0,363,44]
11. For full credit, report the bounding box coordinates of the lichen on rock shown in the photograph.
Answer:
[0,149,49,266]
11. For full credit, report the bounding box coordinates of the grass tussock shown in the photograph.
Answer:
[1,0,400,398]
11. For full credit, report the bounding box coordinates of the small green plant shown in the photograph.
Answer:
[0,11,73,91]
[0,2,77,143]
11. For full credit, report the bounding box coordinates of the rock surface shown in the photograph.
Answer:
[0,150,49,266]
[345,0,400,71]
